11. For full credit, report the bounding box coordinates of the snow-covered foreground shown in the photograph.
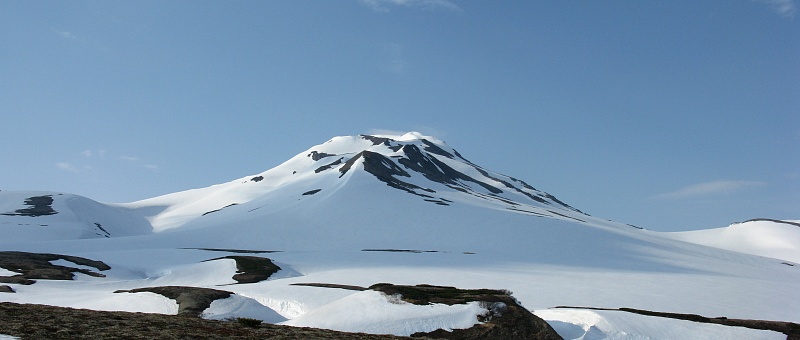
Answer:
[2,133,798,339]
[537,309,786,340]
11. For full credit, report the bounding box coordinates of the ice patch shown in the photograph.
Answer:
[148,258,238,286]
[0,267,19,277]
[203,294,287,323]
[282,290,487,336]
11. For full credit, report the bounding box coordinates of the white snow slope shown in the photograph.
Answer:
[1,132,797,339]
[665,219,800,264]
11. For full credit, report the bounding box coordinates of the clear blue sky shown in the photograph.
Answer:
[2,1,798,231]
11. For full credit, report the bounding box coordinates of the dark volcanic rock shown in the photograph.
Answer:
[743,218,800,228]
[398,145,501,194]
[1,195,57,217]
[0,302,411,339]
[0,285,14,293]
[420,139,455,159]
[0,251,110,285]
[202,203,238,216]
[115,286,232,317]
[315,157,344,173]
[205,256,281,284]
[302,189,322,195]
[308,150,336,161]
[181,248,281,254]
[360,135,394,146]
[341,151,437,198]
[367,284,561,340]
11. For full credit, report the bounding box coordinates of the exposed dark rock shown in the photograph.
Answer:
[399,145,502,194]
[250,176,264,182]
[94,222,110,237]
[205,256,281,284]
[340,151,437,198]
[291,282,369,291]
[0,302,412,339]
[302,189,322,196]
[202,203,238,216]
[507,207,546,217]
[0,285,14,293]
[368,284,562,340]
[546,210,586,223]
[542,193,583,214]
[115,286,233,317]
[308,151,336,161]
[742,218,800,228]
[420,140,455,159]
[0,251,110,285]
[1,195,57,217]
[181,248,281,254]
[360,135,394,146]
[315,157,344,173]
[486,194,520,206]
[425,199,450,206]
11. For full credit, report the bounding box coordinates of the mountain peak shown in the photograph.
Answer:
[302,132,583,216]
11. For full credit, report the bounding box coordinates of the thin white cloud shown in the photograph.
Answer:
[56,162,79,172]
[655,180,767,200]
[56,151,158,176]
[368,129,408,137]
[57,31,86,42]
[81,149,106,158]
[756,0,796,18]
[359,0,460,12]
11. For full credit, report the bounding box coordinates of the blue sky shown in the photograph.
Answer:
[1,1,798,231]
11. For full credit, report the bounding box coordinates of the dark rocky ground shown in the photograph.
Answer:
[0,283,564,340]
[0,251,110,285]
[0,302,412,340]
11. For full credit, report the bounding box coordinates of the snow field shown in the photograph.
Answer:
[535,309,786,340]
[281,290,487,336]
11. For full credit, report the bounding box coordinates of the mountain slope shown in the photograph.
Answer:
[1,191,152,242]
[665,219,800,263]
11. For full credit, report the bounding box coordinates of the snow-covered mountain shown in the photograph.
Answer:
[1,132,798,339]
[122,132,585,233]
